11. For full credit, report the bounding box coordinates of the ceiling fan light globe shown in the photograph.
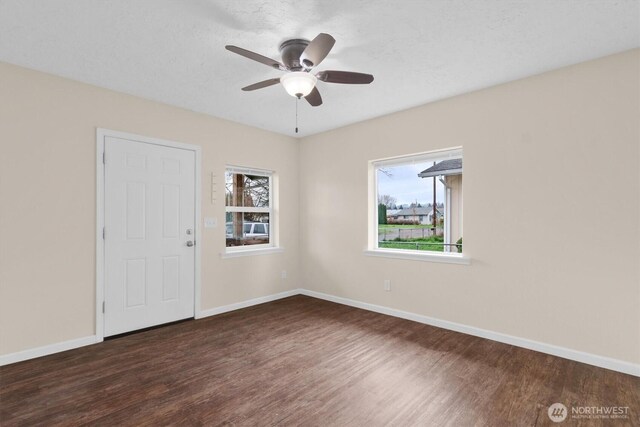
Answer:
[280,72,317,98]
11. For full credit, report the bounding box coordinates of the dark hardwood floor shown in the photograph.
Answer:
[1,295,638,426]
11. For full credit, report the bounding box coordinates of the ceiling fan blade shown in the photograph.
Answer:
[305,86,323,107]
[300,33,335,69]
[316,70,374,84]
[241,78,281,91]
[225,45,286,70]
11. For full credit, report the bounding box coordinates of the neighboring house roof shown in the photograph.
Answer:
[418,158,462,178]
[388,206,443,217]
[386,209,401,216]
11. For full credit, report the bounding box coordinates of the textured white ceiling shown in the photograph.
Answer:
[0,0,638,137]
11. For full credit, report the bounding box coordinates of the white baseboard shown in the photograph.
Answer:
[0,290,299,367]
[298,289,640,377]
[0,335,101,367]
[195,289,299,319]
[3,289,638,377]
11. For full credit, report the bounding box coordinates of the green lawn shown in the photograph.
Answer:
[378,236,445,252]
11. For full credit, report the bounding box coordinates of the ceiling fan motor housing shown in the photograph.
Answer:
[279,39,310,71]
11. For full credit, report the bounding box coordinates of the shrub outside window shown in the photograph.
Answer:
[372,148,463,255]
[225,166,273,251]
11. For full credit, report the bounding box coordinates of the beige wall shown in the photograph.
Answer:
[299,49,640,364]
[0,62,299,355]
[2,49,639,367]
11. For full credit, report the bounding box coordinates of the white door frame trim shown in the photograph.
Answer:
[95,128,202,341]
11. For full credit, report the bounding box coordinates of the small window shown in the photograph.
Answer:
[225,167,273,250]
[372,148,463,255]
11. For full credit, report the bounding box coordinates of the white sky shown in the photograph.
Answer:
[378,162,445,207]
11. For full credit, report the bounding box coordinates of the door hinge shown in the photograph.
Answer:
[102,227,105,239]
[102,151,105,164]
[102,301,105,313]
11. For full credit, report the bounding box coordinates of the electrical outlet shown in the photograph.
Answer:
[384,279,391,291]
[281,270,287,280]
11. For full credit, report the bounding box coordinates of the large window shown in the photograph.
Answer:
[225,166,273,250]
[371,148,463,257]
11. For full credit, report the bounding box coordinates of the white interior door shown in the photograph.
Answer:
[104,136,195,336]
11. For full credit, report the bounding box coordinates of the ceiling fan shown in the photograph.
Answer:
[225,33,374,107]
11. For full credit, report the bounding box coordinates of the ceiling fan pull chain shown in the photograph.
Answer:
[295,97,299,134]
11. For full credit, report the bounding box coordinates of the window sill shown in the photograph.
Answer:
[363,249,471,265]
[221,247,284,259]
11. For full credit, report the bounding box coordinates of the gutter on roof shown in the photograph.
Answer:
[418,168,462,178]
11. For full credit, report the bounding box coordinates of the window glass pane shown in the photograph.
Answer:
[376,155,462,253]
[226,213,270,247]
[225,172,270,208]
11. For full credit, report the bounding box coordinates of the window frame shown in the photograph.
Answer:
[367,147,470,265]
[224,165,276,255]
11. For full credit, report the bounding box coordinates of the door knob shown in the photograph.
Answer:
[186,241,194,247]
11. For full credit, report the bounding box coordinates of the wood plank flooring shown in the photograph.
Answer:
[1,295,638,426]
